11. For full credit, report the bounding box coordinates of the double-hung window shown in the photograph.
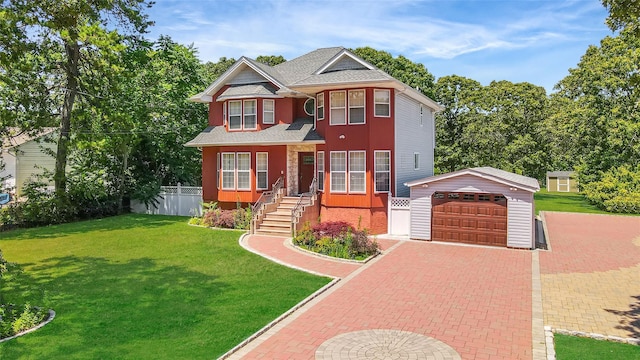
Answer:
[330,151,347,192]
[221,153,236,190]
[236,153,251,190]
[317,93,324,120]
[348,90,365,124]
[263,99,274,124]
[374,89,390,117]
[228,101,242,130]
[223,102,227,125]
[330,91,346,125]
[414,153,420,170]
[256,152,268,190]
[374,151,391,193]
[243,100,257,129]
[317,151,324,191]
[349,151,366,192]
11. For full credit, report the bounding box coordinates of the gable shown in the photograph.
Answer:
[322,56,369,73]
[228,66,271,86]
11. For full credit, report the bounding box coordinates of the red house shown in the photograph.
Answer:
[186,47,441,235]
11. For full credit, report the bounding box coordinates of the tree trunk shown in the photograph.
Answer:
[54,41,80,198]
[118,144,130,214]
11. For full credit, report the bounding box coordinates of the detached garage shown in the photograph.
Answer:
[405,167,540,249]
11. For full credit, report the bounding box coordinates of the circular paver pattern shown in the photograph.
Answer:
[315,329,461,360]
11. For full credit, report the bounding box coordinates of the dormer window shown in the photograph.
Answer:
[227,100,257,130]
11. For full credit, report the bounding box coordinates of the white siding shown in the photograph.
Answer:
[324,57,367,72]
[409,174,535,249]
[394,93,434,197]
[1,151,16,190]
[229,68,267,85]
[15,140,57,195]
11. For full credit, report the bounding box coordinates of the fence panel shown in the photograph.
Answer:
[130,184,202,216]
[388,197,411,236]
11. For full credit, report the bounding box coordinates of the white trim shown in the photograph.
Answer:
[330,151,347,193]
[303,98,315,117]
[374,89,391,117]
[236,152,251,190]
[348,150,366,193]
[216,152,221,189]
[317,151,325,192]
[262,99,275,124]
[557,176,570,192]
[317,93,325,120]
[348,89,366,125]
[315,49,375,75]
[228,100,242,131]
[374,150,391,193]
[243,99,257,130]
[404,168,539,192]
[222,102,227,125]
[256,152,268,190]
[329,90,346,125]
[221,152,236,190]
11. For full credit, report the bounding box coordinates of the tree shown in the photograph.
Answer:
[256,55,286,66]
[352,47,436,99]
[202,57,236,84]
[0,0,152,198]
[602,0,640,34]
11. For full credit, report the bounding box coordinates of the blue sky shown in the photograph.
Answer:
[146,0,613,93]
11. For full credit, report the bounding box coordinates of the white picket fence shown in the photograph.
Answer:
[130,184,203,216]
[387,197,411,236]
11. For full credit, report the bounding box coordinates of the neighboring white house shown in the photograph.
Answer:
[405,167,540,249]
[1,128,57,196]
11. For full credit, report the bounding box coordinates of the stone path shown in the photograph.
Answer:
[233,236,534,359]
[540,212,640,340]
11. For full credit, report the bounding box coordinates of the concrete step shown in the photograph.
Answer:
[256,226,291,235]
[260,220,291,229]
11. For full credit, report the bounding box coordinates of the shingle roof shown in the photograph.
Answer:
[217,83,278,101]
[290,69,393,86]
[547,171,575,177]
[2,127,57,149]
[405,166,540,192]
[273,47,344,84]
[185,119,324,147]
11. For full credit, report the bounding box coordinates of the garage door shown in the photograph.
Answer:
[431,192,507,247]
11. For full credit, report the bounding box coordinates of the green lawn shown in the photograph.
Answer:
[0,214,330,359]
[534,188,610,215]
[555,334,640,359]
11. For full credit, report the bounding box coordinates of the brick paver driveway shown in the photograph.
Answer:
[234,238,533,359]
[540,212,640,340]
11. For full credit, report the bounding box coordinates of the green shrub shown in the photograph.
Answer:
[0,303,48,339]
[581,165,640,214]
[293,221,380,260]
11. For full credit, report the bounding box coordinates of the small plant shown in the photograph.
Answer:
[293,221,380,260]
[187,217,201,226]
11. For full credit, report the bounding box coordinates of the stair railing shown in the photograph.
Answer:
[251,176,284,233]
[291,177,317,236]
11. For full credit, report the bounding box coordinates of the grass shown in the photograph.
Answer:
[534,188,610,215]
[0,214,330,359]
[554,334,640,359]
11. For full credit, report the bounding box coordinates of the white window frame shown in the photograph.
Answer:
[216,152,221,189]
[348,89,366,125]
[221,152,236,190]
[223,102,227,125]
[228,100,242,131]
[317,93,324,120]
[329,90,346,125]
[236,152,251,190]
[256,152,268,190]
[262,99,274,125]
[374,89,390,117]
[348,150,366,193]
[414,152,420,170]
[374,151,391,193]
[330,151,347,193]
[243,99,257,130]
[317,151,324,192]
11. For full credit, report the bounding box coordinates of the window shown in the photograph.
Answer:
[434,192,445,199]
[263,100,274,124]
[236,153,251,190]
[478,194,491,201]
[349,151,366,192]
[223,102,227,125]
[330,151,347,192]
[221,153,236,190]
[317,151,324,191]
[463,194,475,201]
[228,101,242,130]
[317,93,324,120]
[448,193,460,199]
[304,98,315,116]
[330,91,346,125]
[374,89,390,117]
[414,153,420,170]
[374,151,390,193]
[256,152,268,190]
[348,90,365,124]
[216,152,221,189]
[243,100,257,129]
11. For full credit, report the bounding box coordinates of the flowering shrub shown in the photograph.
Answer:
[293,221,380,260]
[194,202,252,230]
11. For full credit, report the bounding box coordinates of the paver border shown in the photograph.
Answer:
[532,250,548,360]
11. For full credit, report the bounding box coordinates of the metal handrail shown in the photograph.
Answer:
[291,176,317,234]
